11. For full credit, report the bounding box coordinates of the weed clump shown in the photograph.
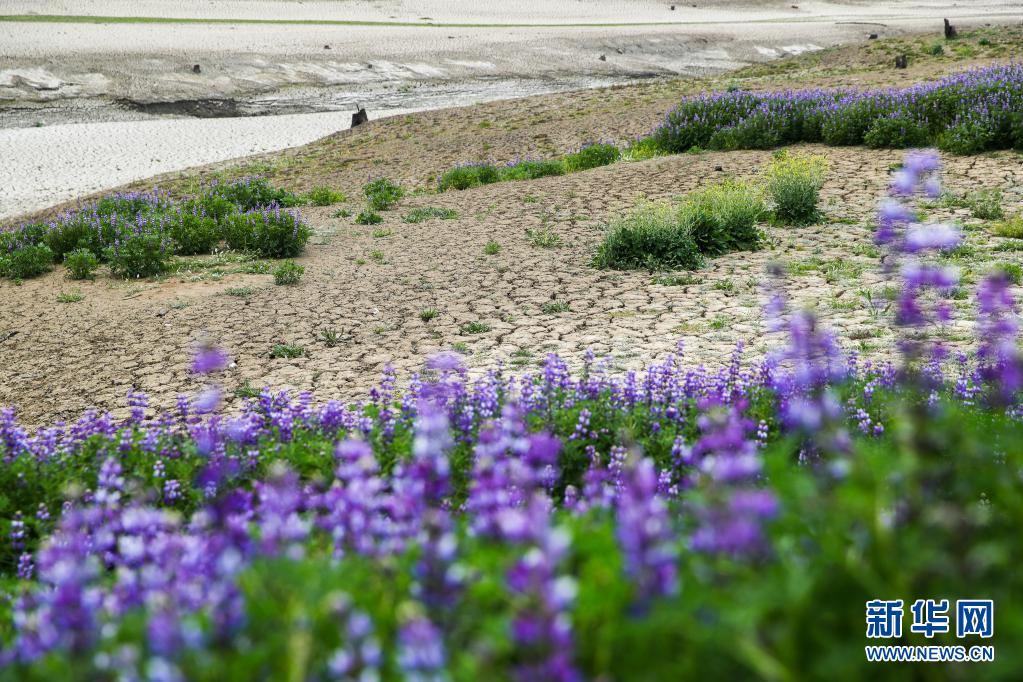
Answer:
[765,152,829,225]
[563,142,621,172]
[363,178,404,211]
[593,202,703,271]
[273,261,305,285]
[64,248,100,280]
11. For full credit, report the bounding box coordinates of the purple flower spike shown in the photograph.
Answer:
[191,345,228,375]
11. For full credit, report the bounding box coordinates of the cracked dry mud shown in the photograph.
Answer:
[2,144,1022,426]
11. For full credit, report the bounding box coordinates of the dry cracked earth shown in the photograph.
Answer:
[3,146,1022,426]
[3,30,1023,426]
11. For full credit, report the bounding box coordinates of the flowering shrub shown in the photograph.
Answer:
[204,176,302,211]
[167,210,219,256]
[499,158,566,181]
[437,163,501,191]
[650,63,1023,154]
[224,205,310,258]
[2,151,1022,679]
[104,218,175,279]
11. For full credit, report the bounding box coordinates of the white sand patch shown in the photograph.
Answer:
[0,109,416,220]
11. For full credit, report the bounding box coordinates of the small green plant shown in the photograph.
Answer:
[651,273,701,286]
[273,261,305,285]
[765,151,829,225]
[712,279,736,293]
[371,228,393,238]
[484,240,501,255]
[994,261,1023,285]
[318,328,341,347]
[459,321,491,335]
[403,207,458,223]
[927,43,945,56]
[593,202,703,271]
[225,286,254,297]
[331,209,352,219]
[306,186,346,206]
[540,300,571,314]
[994,214,1023,239]
[967,189,1004,220]
[64,248,100,280]
[563,142,621,172]
[355,211,383,225]
[363,178,404,210]
[525,226,562,249]
[369,250,385,263]
[57,290,84,303]
[270,343,305,359]
[420,308,439,322]
[621,137,662,162]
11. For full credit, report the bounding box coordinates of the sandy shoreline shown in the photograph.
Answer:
[1,1,1021,222]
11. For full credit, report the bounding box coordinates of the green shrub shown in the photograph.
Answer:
[184,194,237,224]
[864,115,930,148]
[1,244,53,280]
[438,164,500,191]
[363,178,404,210]
[306,186,346,206]
[64,248,100,280]
[355,210,383,225]
[273,260,305,285]
[680,180,765,255]
[499,159,565,181]
[225,208,310,258]
[622,136,663,161]
[927,42,945,56]
[403,207,458,223]
[938,119,996,155]
[207,177,301,210]
[966,189,1004,220]
[105,227,174,279]
[994,214,1023,238]
[593,202,704,271]
[994,261,1023,285]
[270,343,305,358]
[563,143,621,172]
[765,151,829,224]
[169,211,220,255]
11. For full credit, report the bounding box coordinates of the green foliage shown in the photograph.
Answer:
[419,308,439,322]
[105,229,174,279]
[273,260,305,285]
[622,136,663,161]
[563,143,621,172]
[56,290,84,303]
[355,210,383,225]
[593,201,704,271]
[306,186,346,206]
[168,211,220,255]
[438,164,501,191]
[500,158,566,181]
[966,189,1004,220]
[525,226,562,249]
[680,179,765,256]
[993,261,1023,285]
[270,343,305,359]
[402,207,459,223]
[0,244,53,280]
[484,240,501,255]
[994,214,1023,239]
[765,151,829,225]
[363,178,404,211]
[63,248,100,280]
[225,209,310,258]
[864,114,930,148]
[206,177,301,211]
[459,321,491,334]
